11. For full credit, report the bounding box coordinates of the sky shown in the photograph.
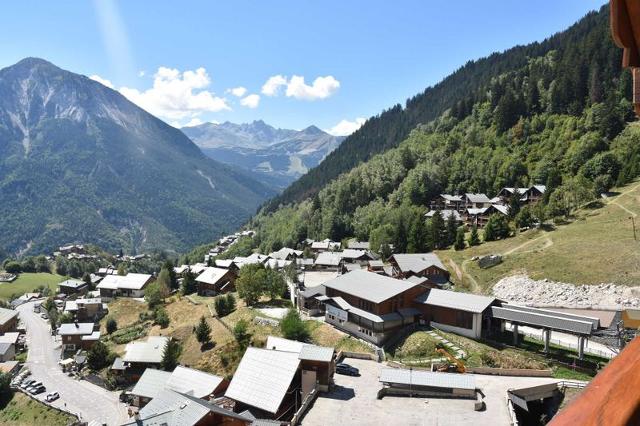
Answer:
[0,0,606,134]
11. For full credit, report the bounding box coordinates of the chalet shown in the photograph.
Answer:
[388,253,450,287]
[347,240,370,250]
[57,279,88,295]
[425,209,463,223]
[119,336,169,379]
[523,185,546,204]
[233,253,269,267]
[464,193,492,209]
[0,308,18,334]
[367,259,386,274]
[430,194,464,212]
[340,249,376,265]
[195,267,236,296]
[497,187,529,203]
[0,343,15,362]
[214,259,240,270]
[265,258,292,270]
[297,285,328,316]
[64,298,105,321]
[322,270,423,345]
[268,247,303,261]
[464,204,509,228]
[96,273,154,301]
[130,365,227,408]
[59,244,85,256]
[313,252,343,270]
[311,239,340,253]
[58,322,99,351]
[125,389,253,426]
[414,289,498,339]
[265,336,336,392]
[225,347,303,420]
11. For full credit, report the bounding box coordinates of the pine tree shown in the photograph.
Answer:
[195,316,212,347]
[445,213,458,247]
[429,211,446,249]
[454,227,466,251]
[508,194,521,219]
[468,225,480,246]
[161,339,182,371]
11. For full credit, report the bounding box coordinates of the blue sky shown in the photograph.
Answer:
[0,0,606,134]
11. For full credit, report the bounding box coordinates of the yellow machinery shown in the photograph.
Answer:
[436,348,466,373]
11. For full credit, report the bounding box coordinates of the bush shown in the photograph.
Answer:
[225,293,236,313]
[214,296,228,317]
[154,307,170,328]
[106,318,118,334]
[3,261,20,274]
[280,309,309,342]
[233,319,251,349]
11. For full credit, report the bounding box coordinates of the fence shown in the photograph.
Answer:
[290,387,319,425]
[466,367,553,377]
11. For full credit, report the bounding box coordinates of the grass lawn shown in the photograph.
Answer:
[385,330,441,361]
[0,392,74,426]
[0,273,67,301]
[437,180,640,292]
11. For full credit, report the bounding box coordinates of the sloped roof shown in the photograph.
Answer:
[131,368,172,399]
[490,204,509,215]
[58,322,94,336]
[311,241,330,249]
[379,368,475,390]
[268,247,303,260]
[323,270,418,304]
[302,271,339,288]
[465,193,491,203]
[416,289,495,313]
[133,389,250,426]
[440,194,463,202]
[347,241,370,250]
[225,347,300,414]
[314,252,342,267]
[390,253,447,274]
[195,267,232,285]
[491,306,593,335]
[299,345,334,362]
[96,273,152,290]
[341,249,373,260]
[0,307,18,326]
[265,336,305,353]
[123,336,169,364]
[132,366,225,400]
[58,279,86,289]
[425,209,462,221]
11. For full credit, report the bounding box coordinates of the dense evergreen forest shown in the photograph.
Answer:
[264,5,627,212]
[244,5,640,254]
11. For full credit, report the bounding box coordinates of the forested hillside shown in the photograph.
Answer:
[264,5,625,211]
[249,4,640,254]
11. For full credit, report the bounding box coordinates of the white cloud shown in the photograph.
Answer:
[227,86,247,97]
[240,94,260,109]
[119,66,230,121]
[261,74,340,100]
[89,74,115,89]
[184,118,204,127]
[327,117,366,136]
[286,75,340,100]
[261,75,288,96]
[138,70,145,77]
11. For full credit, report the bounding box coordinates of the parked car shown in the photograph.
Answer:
[335,363,360,376]
[40,313,48,320]
[20,379,35,389]
[26,381,42,392]
[29,385,46,395]
[45,392,59,402]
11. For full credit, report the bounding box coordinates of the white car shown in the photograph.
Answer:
[40,313,48,320]
[45,392,59,402]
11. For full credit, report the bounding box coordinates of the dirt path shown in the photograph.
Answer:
[604,181,640,218]
[504,233,553,255]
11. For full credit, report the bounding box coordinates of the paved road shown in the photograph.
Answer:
[17,301,130,425]
[302,358,564,426]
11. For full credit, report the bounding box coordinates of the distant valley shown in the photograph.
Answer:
[182,120,345,190]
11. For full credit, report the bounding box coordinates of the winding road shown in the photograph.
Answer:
[17,301,129,425]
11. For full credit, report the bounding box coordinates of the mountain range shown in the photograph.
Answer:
[0,58,274,256]
[182,121,344,190]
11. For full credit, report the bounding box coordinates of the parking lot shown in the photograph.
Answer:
[301,358,561,426]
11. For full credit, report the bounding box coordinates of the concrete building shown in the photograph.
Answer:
[415,289,498,339]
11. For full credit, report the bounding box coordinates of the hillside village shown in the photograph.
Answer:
[0,184,637,425]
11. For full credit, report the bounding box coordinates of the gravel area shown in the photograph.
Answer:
[493,274,640,310]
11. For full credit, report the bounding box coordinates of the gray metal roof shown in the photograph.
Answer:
[465,193,491,203]
[265,336,305,353]
[341,249,372,260]
[58,322,95,336]
[425,209,462,222]
[300,285,326,298]
[0,307,18,326]
[491,306,593,335]
[58,279,86,289]
[379,368,476,390]
[225,347,300,414]
[299,345,334,362]
[131,368,172,399]
[314,252,342,267]
[123,336,169,364]
[0,343,12,355]
[96,273,152,290]
[323,270,419,304]
[390,253,447,274]
[503,305,600,330]
[265,336,334,363]
[347,241,370,250]
[195,267,232,285]
[416,289,495,313]
[302,271,338,288]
